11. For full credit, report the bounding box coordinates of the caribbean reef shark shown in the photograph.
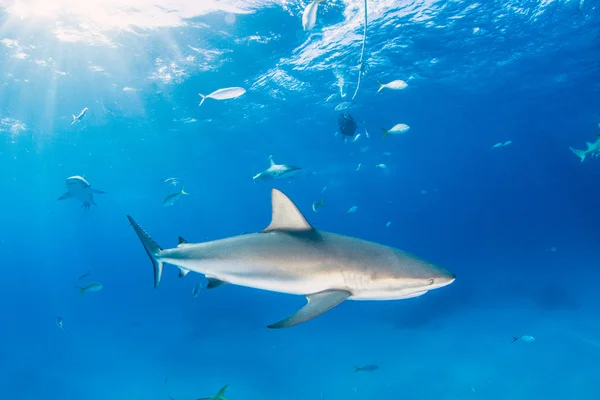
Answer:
[570,136,600,162]
[127,189,455,328]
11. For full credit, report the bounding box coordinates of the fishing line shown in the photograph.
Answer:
[350,0,368,102]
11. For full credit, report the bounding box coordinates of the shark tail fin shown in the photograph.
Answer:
[198,94,206,106]
[196,385,228,400]
[214,384,229,400]
[376,79,384,93]
[353,366,361,372]
[380,128,388,139]
[127,216,164,288]
[569,146,586,162]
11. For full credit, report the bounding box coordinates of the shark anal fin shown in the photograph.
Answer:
[267,289,351,329]
[58,192,71,201]
[263,189,314,233]
[206,277,228,289]
[178,268,190,278]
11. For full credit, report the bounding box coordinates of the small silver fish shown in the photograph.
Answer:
[335,102,351,111]
[163,186,190,206]
[198,87,246,106]
[75,282,103,296]
[312,198,325,212]
[353,365,379,372]
[381,124,410,139]
[356,163,362,171]
[376,164,387,169]
[162,177,180,187]
[352,134,361,143]
[77,272,92,281]
[346,206,358,215]
[56,317,66,332]
[386,221,391,228]
[71,107,88,125]
[511,335,535,343]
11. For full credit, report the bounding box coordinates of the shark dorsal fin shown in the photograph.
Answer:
[268,155,275,167]
[586,141,595,150]
[263,189,313,232]
[178,236,188,245]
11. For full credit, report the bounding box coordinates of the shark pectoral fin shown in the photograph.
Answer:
[58,192,71,201]
[206,277,228,289]
[263,189,314,233]
[267,289,352,329]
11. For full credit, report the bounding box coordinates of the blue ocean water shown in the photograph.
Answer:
[1,0,600,399]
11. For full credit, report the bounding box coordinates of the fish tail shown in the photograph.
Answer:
[198,94,206,106]
[318,198,325,207]
[181,186,189,196]
[376,80,384,93]
[380,128,388,139]
[126,216,165,288]
[352,366,361,373]
[511,336,520,343]
[75,287,84,296]
[569,146,586,162]
[214,384,229,400]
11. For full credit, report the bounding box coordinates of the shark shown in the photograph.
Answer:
[570,136,600,162]
[252,155,301,182]
[71,107,88,125]
[127,189,456,328]
[58,176,105,211]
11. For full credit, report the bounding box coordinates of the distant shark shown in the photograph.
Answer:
[252,155,301,182]
[570,136,600,162]
[127,189,455,328]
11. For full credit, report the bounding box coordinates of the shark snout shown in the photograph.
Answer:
[431,269,456,288]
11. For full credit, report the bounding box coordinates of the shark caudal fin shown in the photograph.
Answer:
[380,128,389,139]
[126,216,164,288]
[198,94,206,106]
[197,384,229,400]
[569,146,587,162]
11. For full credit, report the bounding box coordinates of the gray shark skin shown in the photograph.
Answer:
[57,175,105,211]
[127,189,455,328]
[570,137,600,162]
[252,155,301,182]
